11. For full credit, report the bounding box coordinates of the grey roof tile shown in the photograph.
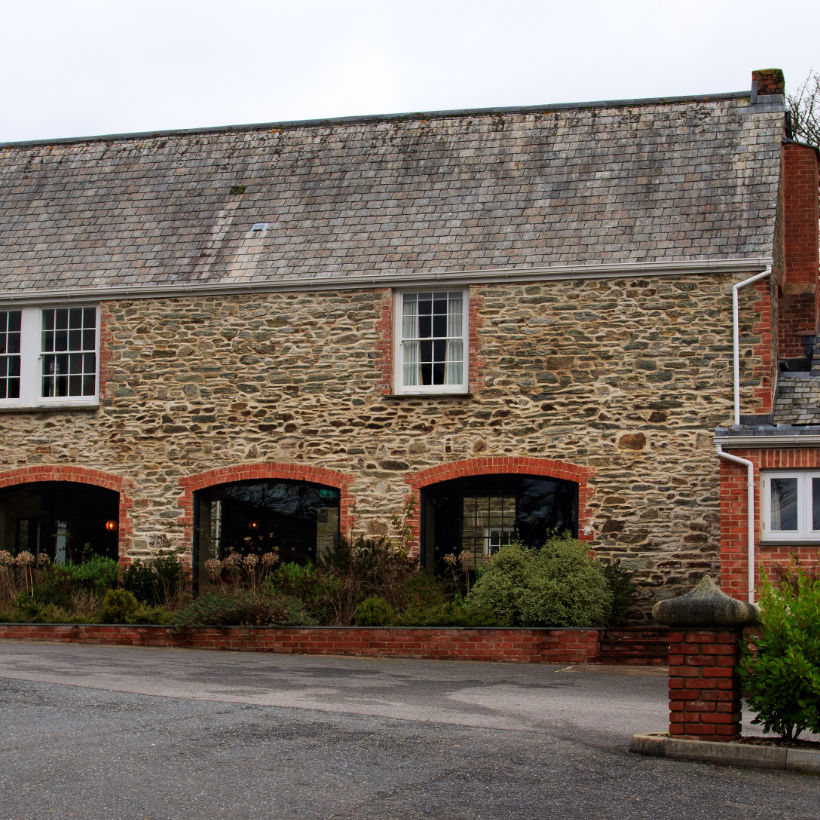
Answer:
[0,97,783,293]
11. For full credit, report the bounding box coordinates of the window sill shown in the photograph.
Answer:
[759,539,820,546]
[0,402,100,413]
[384,392,474,400]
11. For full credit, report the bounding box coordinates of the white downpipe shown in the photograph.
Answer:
[716,445,756,603]
[723,267,770,602]
[732,267,771,426]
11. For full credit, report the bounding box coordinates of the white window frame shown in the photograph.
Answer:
[484,526,516,556]
[761,470,820,541]
[0,305,100,409]
[393,290,469,395]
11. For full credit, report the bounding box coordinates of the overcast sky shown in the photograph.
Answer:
[0,0,818,144]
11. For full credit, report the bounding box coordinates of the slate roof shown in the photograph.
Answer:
[773,374,820,425]
[0,91,785,295]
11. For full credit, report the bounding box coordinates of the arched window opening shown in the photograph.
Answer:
[0,481,119,562]
[194,479,340,585]
[421,474,578,572]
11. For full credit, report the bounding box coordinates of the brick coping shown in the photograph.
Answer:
[0,623,621,664]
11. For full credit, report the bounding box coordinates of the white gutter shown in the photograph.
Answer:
[0,258,771,308]
[733,267,772,425]
[715,444,757,603]
[715,433,820,448]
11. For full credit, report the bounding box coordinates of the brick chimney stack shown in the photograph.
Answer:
[752,68,785,97]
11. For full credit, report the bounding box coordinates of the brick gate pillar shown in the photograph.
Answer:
[652,576,759,742]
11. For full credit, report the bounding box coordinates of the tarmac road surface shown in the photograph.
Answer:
[0,641,818,819]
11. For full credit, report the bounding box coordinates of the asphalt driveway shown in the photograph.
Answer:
[0,641,818,819]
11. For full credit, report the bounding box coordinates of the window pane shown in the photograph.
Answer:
[38,308,97,399]
[400,291,466,391]
[0,310,22,401]
[446,340,463,385]
[770,478,798,531]
[402,341,418,386]
[813,478,820,532]
[461,495,516,567]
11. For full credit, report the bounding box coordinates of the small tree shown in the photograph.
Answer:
[788,71,820,151]
[739,565,820,741]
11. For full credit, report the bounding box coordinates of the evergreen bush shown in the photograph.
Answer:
[467,535,613,627]
[354,595,395,626]
[171,589,316,628]
[739,565,820,741]
[100,588,139,624]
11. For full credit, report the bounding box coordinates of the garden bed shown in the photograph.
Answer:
[0,623,614,664]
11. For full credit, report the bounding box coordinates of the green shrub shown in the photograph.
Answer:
[467,535,613,627]
[128,605,173,625]
[600,559,637,626]
[120,553,189,607]
[396,571,450,611]
[313,534,416,625]
[263,561,328,618]
[355,596,395,626]
[393,600,502,627]
[0,592,95,624]
[34,557,119,608]
[121,553,188,607]
[171,589,316,628]
[100,588,139,624]
[739,566,820,741]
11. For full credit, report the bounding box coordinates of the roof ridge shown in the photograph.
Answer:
[0,90,752,149]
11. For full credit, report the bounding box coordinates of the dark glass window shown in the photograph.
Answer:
[194,480,340,586]
[421,474,578,572]
[0,482,119,562]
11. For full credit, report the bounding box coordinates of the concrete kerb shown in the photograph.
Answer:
[630,732,820,774]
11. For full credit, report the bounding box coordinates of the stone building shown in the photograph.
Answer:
[1,68,817,615]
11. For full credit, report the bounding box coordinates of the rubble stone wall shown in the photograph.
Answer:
[0,272,761,613]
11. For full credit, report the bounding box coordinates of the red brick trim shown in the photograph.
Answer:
[375,288,393,395]
[178,463,356,545]
[0,466,133,560]
[404,456,594,544]
[467,287,485,394]
[719,447,820,600]
[98,302,114,403]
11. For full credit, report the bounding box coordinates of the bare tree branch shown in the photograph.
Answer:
[788,70,820,150]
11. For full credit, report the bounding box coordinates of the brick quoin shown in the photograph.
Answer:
[0,465,134,560]
[178,462,356,546]
[98,302,115,403]
[404,456,594,547]
[375,288,393,396]
[719,448,820,601]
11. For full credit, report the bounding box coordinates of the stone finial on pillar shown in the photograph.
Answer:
[653,576,759,741]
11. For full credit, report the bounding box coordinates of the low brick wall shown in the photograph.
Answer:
[0,624,606,664]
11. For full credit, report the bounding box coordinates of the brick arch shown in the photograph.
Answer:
[178,462,356,546]
[404,456,594,545]
[0,465,133,559]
